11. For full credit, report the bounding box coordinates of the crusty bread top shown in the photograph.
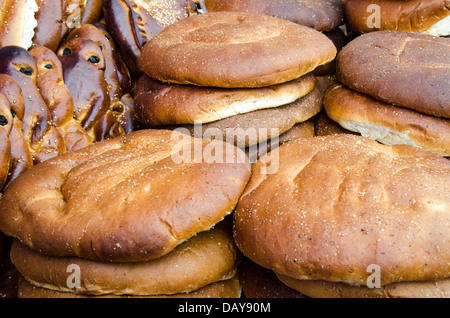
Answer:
[0,129,251,263]
[345,0,450,35]
[234,134,450,286]
[202,0,344,31]
[138,11,337,88]
[337,31,450,118]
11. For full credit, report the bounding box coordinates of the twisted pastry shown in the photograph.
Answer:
[0,46,65,164]
[0,0,104,51]
[57,24,137,141]
[29,45,92,152]
[0,74,33,193]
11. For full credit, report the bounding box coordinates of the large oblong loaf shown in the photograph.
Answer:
[336,31,450,118]
[0,129,251,263]
[138,11,337,88]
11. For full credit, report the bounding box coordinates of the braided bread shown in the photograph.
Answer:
[0,46,65,164]
[0,74,33,193]
[56,24,137,141]
[29,45,93,152]
[0,0,104,51]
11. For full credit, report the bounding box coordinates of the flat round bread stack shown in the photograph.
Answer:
[0,129,251,297]
[234,134,450,298]
[324,31,450,156]
[135,11,337,153]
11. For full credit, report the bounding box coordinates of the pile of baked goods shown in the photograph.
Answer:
[0,0,448,299]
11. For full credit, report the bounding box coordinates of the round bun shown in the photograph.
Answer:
[134,74,316,126]
[202,0,345,31]
[11,223,238,296]
[234,134,450,287]
[336,31,450,118]
[345,0,450,36]
[0,129,251,263]
[17,274,241,298]
[277,274,450,298]
[239,258,307,298]
[324,83,450,156]
[138,11,337,88]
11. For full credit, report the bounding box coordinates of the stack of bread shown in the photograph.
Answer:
[324,31,450,156]
[0,0,449,300]
[234,134,450,298]
[0,129,251,298]
[134,11,337,161]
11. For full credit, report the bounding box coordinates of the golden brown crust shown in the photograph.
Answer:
[324,83,450,156]
[29,46,93,153]
[0,46,66,164]
[0,93,12,191]
[336,31,450,118]
[345,0,450,34]
[32,0,64,51]
[277,273,450,298]
[103,0,197,74]
[57,24,137,142]
[11,222,239,296]
[0,129,251,262]
[202,0,344,31]
[139,12,337,88]
[234,134,450,286]
[134,74,316,126]
[18,274,241,298]
[0,74,34,192]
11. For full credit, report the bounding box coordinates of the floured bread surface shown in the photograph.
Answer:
[324,84,450,156]
[0,129,251,262]
[336,31,450,118]
[138,11,337,88]
[11,223,238,296]
[234,134,450,287]
[134,74,316,126]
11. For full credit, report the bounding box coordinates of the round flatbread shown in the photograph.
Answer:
[234,134,450,287]
[139,11,337,88]
[336,31,450,118]
[0,129,251,262]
